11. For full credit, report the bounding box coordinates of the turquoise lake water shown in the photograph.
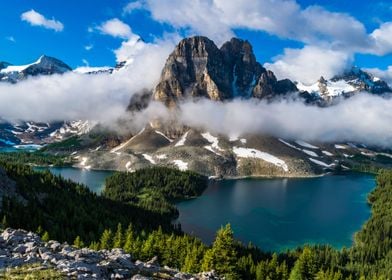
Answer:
[35,167,374,252]
[176,173,374,252]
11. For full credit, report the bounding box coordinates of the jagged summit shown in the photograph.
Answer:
[0,55,72,83]
[153,36,297,106]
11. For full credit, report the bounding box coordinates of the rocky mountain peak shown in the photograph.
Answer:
[153,36,297,106]
[331,66,391,94]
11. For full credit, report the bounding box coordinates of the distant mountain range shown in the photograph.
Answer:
[1,36,391,177]
[1,37,390,102]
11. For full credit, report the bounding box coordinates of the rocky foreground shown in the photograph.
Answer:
[0,228,220,279]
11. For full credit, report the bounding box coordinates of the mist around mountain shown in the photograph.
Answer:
[0,36,391,178]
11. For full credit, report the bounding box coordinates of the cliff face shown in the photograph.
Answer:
[153,36,297,106]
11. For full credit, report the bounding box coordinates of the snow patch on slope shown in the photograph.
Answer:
[172,160,188,171]
[295,140,319,149]
[201,132,223,151]
[175,131,189,147]
[309,158,335,168]
[302,149,319,157]
[142,154,156,164]
[111,127,145,153]
[155,130,173,142]
[233,147,288,172]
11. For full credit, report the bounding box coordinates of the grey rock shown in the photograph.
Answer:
[0,228,222,279]
[131,275,152,280]
[153,36,297,107]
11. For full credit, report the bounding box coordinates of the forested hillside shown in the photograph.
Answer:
[0,160,392,279]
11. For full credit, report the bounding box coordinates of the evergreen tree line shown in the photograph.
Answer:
[0,161,179,244]
[103,167,208,218]
[0,151,68,166]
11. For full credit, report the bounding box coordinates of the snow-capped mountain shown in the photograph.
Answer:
[296,67,392,103]
[73,61,128,75]
[0,120,92,147]
[0,55,72,83]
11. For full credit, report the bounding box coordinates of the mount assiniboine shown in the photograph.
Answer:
[1,36,392,177]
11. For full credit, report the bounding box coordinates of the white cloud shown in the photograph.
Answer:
[0,36,174,124]
[143,0,370,49]
[144,0,234,45]
[84,44,93,51]
[82,59,89,66]
[97,18,133,39]
[169,96,392,148]
[365,66,392,85]
[5,36,15,43]
[114,32,178,64]
[370,22,392,55]
[21,9,64,32]
[123,1,144,15]
[264,46,353,84]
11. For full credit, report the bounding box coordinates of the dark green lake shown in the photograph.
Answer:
[176,173,375,252]
[36,167,374,252]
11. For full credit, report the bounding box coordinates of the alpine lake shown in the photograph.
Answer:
[34,166,374,252]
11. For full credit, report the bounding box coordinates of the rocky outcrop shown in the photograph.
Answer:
[153,36,298,106]
[0,228,220,279]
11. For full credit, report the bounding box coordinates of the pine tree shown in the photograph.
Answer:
[123,224,134,253]
[289,247,319,280]
[42,231,50,242]
[100,229,113,250]
[73,236,84,248]
[201,224,239,279]
[113,223,123,248]
[1,215,7,229]
[36,225,43,235]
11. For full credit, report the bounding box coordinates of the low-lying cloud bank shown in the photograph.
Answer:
[0,67,391,148]
[0,38,174,123]
[140,94,392,148]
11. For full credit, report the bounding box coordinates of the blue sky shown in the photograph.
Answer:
[1,0,392,77]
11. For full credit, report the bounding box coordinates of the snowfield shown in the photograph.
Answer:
[156,154,168,159]
[172,160,188,171]
[301,149,319,157]
[309,158,335,168]
[296,80,356,97]
[335,144,347,149]
[279,138,300,150]
[322,151,334,156]
[233,147,288,172]
[142,154,156,164]
[80,157,88,166]
[175,131,189,147]
[295,140,319,149]
[201,132,223,151]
